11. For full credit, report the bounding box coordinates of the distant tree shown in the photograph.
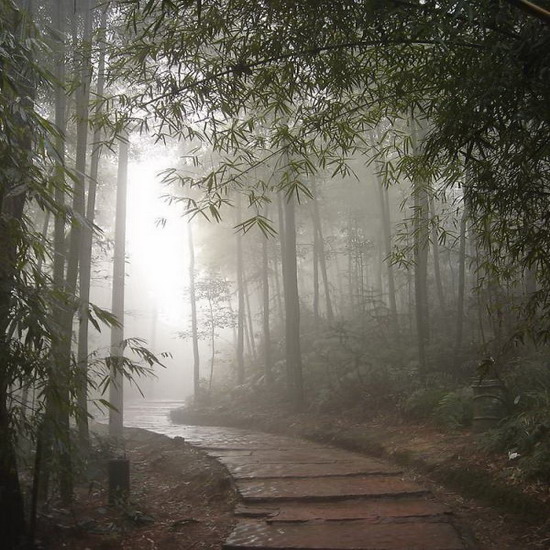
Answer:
[109,135,129,438]
[280,174,305,410]
[187,220,201,403]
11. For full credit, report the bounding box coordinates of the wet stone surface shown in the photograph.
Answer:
[235,475,429,502]
[236,498,450,522]
[225,460,400,479]
[224,519,465,550]
[121,403,468,549]
[189,428,466,549]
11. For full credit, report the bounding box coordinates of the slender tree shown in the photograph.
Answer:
[235,195,245,384]
[411,117,430,379]
[77,0,108,453]
[311,179,334,324]
[376,170,399,335]
[187,220,201,403]
[261,217,274,387]
[281,183,304,409]
[109,135,129,438]
[0,0,40,543]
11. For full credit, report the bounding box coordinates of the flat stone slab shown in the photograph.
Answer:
[179,426,317,451]
[226,460,400,479]
[206,449,255,459]
[235,498,450,522]
[217,449,373,464]
[236,476,429,502]
[223,519,465,549]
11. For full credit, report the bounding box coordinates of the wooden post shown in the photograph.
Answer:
[108,458,130,504]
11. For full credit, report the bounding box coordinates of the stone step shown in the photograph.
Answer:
[215,449,383,464]
[225,460,400,479]
[223,518,465,549]
[235,498,450,522]
[235,476,429,503]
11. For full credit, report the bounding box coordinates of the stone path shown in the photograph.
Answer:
[179,425,469,550]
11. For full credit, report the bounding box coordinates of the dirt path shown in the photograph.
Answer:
[181,426,469,549]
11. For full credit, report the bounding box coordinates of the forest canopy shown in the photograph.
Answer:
[109,0,550,320]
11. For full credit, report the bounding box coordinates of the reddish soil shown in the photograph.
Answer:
[36,426,237,549]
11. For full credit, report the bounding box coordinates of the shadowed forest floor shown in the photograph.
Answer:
[35,426,237,549]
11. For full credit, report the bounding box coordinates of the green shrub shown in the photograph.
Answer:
[479,357,550,481]
[433,388,473,429]
[401,388,448,420]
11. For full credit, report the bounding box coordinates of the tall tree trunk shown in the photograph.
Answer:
[429,197,447,316]
[109,135,129,438]
[244,276,257,362]
[311,180,334,324]
[347,216,356,315]
[236,196,245,384]
[208,299,216,392]
[376,172,398,334]
[281,192,304,409]
[0,2,35,544]
[411,117,430,380]
[187,221,201,403]
[312,206,320,325]
[77,0,107,454]
[49,0,96,503]
[40,0,69,508]
[275,197,285,328]
[261,229,273,387]
[454,204,468,362]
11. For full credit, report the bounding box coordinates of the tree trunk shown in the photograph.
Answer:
[77,0,107,454]
[275,196,285,328]
[236,196,245,385]
[312,205,320,325]
[311,180,334,324]
[377,174,399,334]
[411,117,430,380]
[429,197,447,316]
[261,228,273,387]
[281,192,304,409]
[41,0,71,508]
[187,221,201,403]
[0,2,35,544]
[208,299,216,392]
[454,204,468,361]
[109,135,129,438]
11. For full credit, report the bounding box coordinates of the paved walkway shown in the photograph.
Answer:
[179,425,469,550]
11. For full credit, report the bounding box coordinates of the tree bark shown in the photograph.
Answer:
[244,275,257,362]
[261,226,273,387]
[77,0,107,454]
[187,221,201,403]
[311,179,334,324]
[411,116,430,380]
[429,197,447,315]
[0,2,35,544]
[236,195,245,385]
[376,174,399,334]
[281,191,304,409]
[109,135,129,438]
[454,204,468,361]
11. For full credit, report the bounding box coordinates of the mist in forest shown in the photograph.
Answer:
[2,2,550,544]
